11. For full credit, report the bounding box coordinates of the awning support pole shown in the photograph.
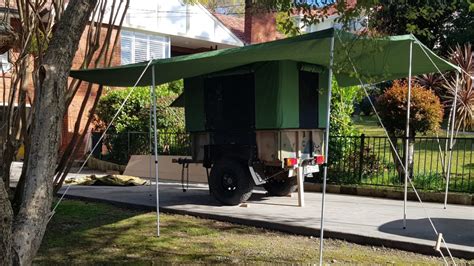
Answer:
[319,32,335,266]
[151,65,161,237]
[444,72,459,209]
[149,86,153,186]
[403,41,413,229]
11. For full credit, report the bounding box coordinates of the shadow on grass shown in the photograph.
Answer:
[37,200,142,263]
[464,163,474,170]
[35,199,260,265]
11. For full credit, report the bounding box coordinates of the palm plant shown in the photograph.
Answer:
[444,44,474,131]
[414,73,446,100]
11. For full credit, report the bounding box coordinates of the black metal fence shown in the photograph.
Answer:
[325,135,474,193]
[92,131,474,193]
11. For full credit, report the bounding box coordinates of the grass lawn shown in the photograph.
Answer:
[353,115,474,138]
[335,115,474,193]
[36,200,471,265]
[353,115,387,136]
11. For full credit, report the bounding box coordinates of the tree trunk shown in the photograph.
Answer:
[391,135,415,184]
[388,134,404,183]
[10,0,97,264]
[0,177,13,265]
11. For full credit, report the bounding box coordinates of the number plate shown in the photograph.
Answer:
[304,165,319,174]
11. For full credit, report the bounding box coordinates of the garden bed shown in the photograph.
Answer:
[305,183,473,205]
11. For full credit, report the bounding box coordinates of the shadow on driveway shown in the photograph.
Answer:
[379,218,474,247]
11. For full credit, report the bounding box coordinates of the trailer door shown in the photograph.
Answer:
[299,70,319,129]
[204,73,256,145]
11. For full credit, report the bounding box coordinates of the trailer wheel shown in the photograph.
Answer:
[263,175,297,196]
[209,159,253,205]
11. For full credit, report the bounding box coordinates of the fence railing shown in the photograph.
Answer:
[325,134,474,193]
[92,131,474,193]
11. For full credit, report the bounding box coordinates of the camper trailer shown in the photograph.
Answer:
[69,28,456,207]
[174,61,330,205]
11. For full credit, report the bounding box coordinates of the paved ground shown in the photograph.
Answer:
[9,162,473,259]
[57,181,474,259]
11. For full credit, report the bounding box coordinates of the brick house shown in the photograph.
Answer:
[0,0,280,159]
[63,0,250,157]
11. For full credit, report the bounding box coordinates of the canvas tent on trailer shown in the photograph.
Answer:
[174,60,329,207]
[70,28,460,263]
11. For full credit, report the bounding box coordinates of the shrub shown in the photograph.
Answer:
[328,78,362,164]
[377,80,443,137]
[94,82,184,133]
[376,80,443,180]
[94,81,185,164]
[345,146,384,178]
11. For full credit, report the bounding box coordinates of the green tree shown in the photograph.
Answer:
[368,0,474,56]
[377,80,444,180]
[247,1,473,56]
[203,0,245,15]
[0,0,111,264]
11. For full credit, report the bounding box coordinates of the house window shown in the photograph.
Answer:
[0,52,11,72]
[121,30,170,65]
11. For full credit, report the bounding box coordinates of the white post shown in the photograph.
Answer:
[296,165,304,207]
[297,165,305,207]
[297,132,305,207]
[151,65,160,237]
[319,32,335,266]
[403,41,413,229]
[444,72,459,209]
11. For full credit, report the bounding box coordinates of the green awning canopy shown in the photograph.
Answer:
[69,28,459,87]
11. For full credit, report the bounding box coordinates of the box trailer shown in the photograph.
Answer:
[173,60,330,205]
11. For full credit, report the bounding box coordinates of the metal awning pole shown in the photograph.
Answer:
[444,72,459,209]
[403,41,413,229]
[319,32,335,266]
[149,87,153,186]
[151,65,161,237]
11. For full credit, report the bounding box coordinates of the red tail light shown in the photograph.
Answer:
[284,158,298,167]
[314,155,325,165]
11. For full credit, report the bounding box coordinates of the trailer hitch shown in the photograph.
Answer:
[248,164,266,185]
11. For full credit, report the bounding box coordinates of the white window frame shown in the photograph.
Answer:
[121,29,170,65]
[0,51,11,72]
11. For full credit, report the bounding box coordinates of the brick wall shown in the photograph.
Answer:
[244,2,277,44]
[60,24,121,159]
[0,17,35,106]
[0,20,121,160]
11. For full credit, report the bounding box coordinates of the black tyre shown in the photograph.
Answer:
[209,159,254,205]
[263,175,297,196]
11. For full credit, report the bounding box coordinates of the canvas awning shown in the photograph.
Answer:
[69,28,459,87]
